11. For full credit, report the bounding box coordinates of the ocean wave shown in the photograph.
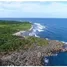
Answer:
[34,23,46,32]
[44,58,49,63]
[45,38,49,40]
[55,40,67,44]
[29,23,46,37]
[61,41,67,44]
[45,38,67,45]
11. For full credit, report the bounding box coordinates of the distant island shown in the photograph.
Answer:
[0,20,67,66]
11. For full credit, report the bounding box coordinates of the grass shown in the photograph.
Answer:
[0,20,48,54]
[25,36,48,46]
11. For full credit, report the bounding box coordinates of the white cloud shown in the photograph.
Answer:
[0,1,67,18]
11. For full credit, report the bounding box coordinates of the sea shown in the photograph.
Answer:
[1,18,67,66]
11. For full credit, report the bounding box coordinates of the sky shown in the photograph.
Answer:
[0,1,67,18]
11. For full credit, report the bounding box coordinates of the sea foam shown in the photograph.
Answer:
[61,41,67,44]
[29,23,46,37]
[44,58,49,63]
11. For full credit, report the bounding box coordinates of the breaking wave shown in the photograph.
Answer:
[29,23,67,44]
[61,41,67,44]
[55,40,67,45]
[44,58,49,63]
[29,23,46,37]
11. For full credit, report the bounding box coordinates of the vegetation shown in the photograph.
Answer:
[0,20,32,52]
[25,36,48,46]
[0,20,48,54]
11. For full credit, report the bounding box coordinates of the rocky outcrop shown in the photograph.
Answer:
[0,40,65,66]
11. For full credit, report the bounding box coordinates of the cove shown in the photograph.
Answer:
[43,52,67,66]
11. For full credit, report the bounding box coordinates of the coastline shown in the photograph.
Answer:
[29,23,33,31]
[13,23,33,37]
[1,38,66,66]
[12,22,67,54]
[1,21,67,66]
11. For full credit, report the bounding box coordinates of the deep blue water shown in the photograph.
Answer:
[44,52,67,66]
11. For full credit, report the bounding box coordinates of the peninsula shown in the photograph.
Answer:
[0,20,66,66]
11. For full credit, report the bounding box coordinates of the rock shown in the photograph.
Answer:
[37,52,41,58]
[0,39,65,66]
[0,59,2,66]
[26,62,29,66]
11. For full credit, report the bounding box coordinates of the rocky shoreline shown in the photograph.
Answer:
[0,23,67,66]
[0,39,67,66]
